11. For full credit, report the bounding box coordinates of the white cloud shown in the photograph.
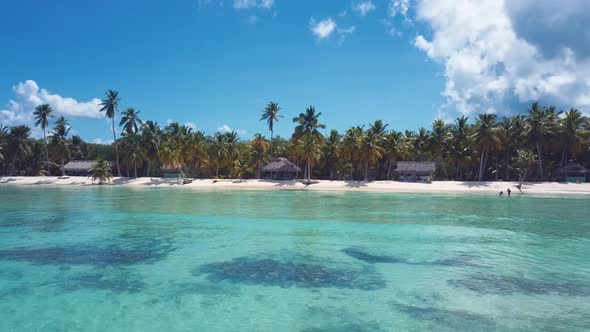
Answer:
[217,124,232,132]
[337,26,356,45]
[389,0,410,20]
[310,18,337,39]
[217,124,246,135]
[353,1,376,16]
[233,0,273,10]
[0,80,102,136]
[92,138,113,145]
[408,0,590,115]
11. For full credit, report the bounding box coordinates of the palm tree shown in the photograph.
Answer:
[383,130,403,179]
[560,109,587,165]
[8,125,32,175]
[430,119,449,179]
[140,121,162,177]
[185,131,207,178]
[449,116,470,180]
[293,106,326,138]
[50,116,71,176]
[524,102,558,180]
[99,90,122,176]
[249,133,270,178]
[340,126,363,180]
[0,125,8,162]
[471,114,501,181]
[125,134,147,178]
[359,130,385,181]
[209,132,229,177]
[33,104,54,175]
[119,108,142,136]
[89,158,113,184]
[322,130,340,180]
[295,133,323,182]
[160,139,185,179]
[231,151,254,180]
[260,101,283,159]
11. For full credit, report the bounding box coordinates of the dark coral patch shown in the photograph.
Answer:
[0,238,174,266]
[448,274,590,296]
[195,257,385,290]
[393,303,501,331]
[302,321,385,332]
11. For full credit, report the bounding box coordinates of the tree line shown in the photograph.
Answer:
[1,90,589,181]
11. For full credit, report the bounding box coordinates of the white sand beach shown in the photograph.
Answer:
[1,176,589,195]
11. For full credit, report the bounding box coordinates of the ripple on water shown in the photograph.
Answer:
[194,257,386,290]
[43,269,147,294]
[392,303,502,331]
[342,248,482,267]
[448,274,590,296]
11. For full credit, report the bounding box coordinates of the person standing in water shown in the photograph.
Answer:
[499,191,504,196]
[507,188,511,196]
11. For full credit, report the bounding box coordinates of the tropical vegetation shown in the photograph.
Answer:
[1,91,589,182]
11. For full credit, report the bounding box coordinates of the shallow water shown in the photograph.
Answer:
[0,186,589,331]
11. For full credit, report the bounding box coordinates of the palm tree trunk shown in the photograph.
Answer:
[387,160,392,180]
[536,142,543,180]
[112,118,121,176]
[10,151,18,176]
[364,161,369,181]
[478,150,485,181]
[44,130,50,175]
[146,162,151,177]
[61,159,65,176]
[270,130,273,160]
[134,163,137,178]
[439,153,448,180]
[560,144,567,167]
[126,161,130,177]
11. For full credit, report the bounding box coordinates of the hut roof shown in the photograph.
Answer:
[63,160,97,172]
[560,163,588,174]
[263,157,302,173]
[395,161,436,173]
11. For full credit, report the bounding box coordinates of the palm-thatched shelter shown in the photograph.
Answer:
[62,160,98,176]
[262,157,301,180]
[395,161,436,182]
[560,163,587,183]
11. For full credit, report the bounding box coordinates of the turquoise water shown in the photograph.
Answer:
[0,186,589,331]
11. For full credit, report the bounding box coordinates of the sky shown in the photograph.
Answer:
[1,0,589,143]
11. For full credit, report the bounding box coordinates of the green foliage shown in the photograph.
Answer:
[89,159,113,184]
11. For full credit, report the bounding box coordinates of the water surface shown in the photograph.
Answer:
[0,186,589,331]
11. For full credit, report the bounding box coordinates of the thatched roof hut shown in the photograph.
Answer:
[63,160,97,176]
[395,161,436,182]
[263,158,301,179]
[560,163,587,182]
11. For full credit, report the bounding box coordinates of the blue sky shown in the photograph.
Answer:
[1,0,589,142]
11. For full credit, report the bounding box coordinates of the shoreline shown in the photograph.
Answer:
[1,176,590,195]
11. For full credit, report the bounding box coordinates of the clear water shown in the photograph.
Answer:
[0,186,589,331]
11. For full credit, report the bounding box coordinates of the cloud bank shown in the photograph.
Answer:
[0,80,102,134]
[408,0,590,115]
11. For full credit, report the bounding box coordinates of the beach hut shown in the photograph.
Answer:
[62,160,98,176]
[262,157,302,180]
[395,161,436,182]
[560,163,588,183]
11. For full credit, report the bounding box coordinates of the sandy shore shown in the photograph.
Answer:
[1,176,590,195]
